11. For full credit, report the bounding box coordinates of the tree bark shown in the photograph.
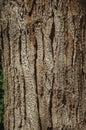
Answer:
[0,0,86,130]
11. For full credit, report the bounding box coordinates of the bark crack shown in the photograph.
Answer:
[0,25,4,51]
[49,73,54,130]
[19,31,22,64]
[13,75,15,130]
[41,29,45,62]
[49,11,55,58]
[23,75,26,121]
[49,13,55,44]
[7,21,11,65]
[17,74,23,129]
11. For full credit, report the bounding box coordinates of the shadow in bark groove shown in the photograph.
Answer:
[0,123,4,130]
[47,126,53,130]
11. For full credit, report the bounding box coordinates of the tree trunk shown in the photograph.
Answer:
[0,0,86,130]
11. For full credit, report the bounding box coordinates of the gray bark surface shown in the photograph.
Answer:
[0,0,86,130]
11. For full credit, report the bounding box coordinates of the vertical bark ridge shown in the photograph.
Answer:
[34,37,42,130]
[16,47,27,128]
[18,65,27,127]
[20,31,31,129]
[3,25,11,130]
[17,74,22,129]
[13,31,23,128]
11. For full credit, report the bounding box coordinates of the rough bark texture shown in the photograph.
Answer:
[0,0,86,130]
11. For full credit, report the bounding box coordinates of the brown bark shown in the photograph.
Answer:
[0,0,86,130]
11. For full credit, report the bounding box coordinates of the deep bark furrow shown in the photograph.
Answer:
[4,38,10,130]
[13,76,15,130]
[49,74,55,130]
[23,74,27,121]
[7,21,11,66]
[49,20,55,59]
[71,40,75,67]
[17,75,23,129]
[25,32,28,55]
[19,33,22,64]
[41,29,45,61]
[49,12,55,44]
[28,0,36,16]
[0,26,4,51]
